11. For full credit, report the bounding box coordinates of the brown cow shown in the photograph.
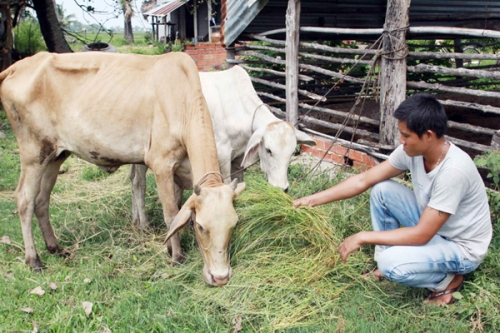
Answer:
[0,51,245,286]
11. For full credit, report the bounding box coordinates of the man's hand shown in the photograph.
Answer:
[293,196,313,208]
[338,233,364,263]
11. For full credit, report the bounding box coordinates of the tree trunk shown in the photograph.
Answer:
[123,1,134,43]
[32,0,72,53]
[379,0,411,146]
[0,4,13,70]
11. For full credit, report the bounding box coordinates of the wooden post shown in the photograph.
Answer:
[226,44,235,68]
[207,0,212,43]
[194,1,198,43]
[379,0,411,146]
[285,0,301,125]
[151,19,155,43]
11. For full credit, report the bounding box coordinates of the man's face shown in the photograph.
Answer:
[398,120,426,157]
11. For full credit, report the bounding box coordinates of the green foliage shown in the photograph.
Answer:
[0,111,19,191]
[475,150,500,221]
[14,18,46,56]
[144,31,152,44]
[81,166,111,182]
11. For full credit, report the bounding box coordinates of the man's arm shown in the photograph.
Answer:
[339,206,451,262]
[293,160,404,208]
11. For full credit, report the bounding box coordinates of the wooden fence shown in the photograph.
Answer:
[226,28,500,165]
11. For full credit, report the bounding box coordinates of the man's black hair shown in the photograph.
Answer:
[394,93,448,138]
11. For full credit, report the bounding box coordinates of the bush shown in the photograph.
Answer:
[475,150,500,222]
[14,18,46,56]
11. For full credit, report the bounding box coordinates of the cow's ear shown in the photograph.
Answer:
[166,195,195,241]
[295,129,316,146]
[241,127,265,168]
[229,179,246,196]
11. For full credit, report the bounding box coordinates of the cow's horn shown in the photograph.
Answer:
[194,184,201,195]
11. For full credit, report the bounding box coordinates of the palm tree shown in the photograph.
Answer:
[55,4,77,30]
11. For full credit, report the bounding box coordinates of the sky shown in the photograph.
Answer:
[56,0,150,29]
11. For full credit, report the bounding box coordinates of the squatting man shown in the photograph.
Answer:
[293,93,492,306]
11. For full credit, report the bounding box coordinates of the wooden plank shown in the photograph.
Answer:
[257,91,380,126]
[240,64,314,82]
[300,127,390,161]
[447,121,496,136]
[407,80,500,98]
[301,116,380,141]
[446,136,491,152]
[250,76,326,101]
[438,99,500,116]
[408,64,500,80]
[257,26,500,40]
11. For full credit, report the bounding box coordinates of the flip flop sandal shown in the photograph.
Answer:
[426,279,464,302]
[361,270,384,281]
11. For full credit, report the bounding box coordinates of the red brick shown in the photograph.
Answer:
[353,161,372,171]
[330,144,348,156]
[301,145,314,154]
[363,154,378,166]
[348,149,366,162]
[313,138,327,150]
[204,54,215,60]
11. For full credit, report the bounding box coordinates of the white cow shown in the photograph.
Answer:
[0,52,245,286]
[130,65,316,227]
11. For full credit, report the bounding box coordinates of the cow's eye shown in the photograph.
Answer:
[197,223,204,233]
[265,148,272,156]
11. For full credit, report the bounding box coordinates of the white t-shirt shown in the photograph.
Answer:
[389,143,492,263]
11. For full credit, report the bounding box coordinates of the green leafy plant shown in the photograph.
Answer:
[475,150,500,221]
[14,18,46,56]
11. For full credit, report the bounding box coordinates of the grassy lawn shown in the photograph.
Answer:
[1,106,499,332]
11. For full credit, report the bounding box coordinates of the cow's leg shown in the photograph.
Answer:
[34,155,69,257]
[130,164,149,228]
[15,162,47,271]
[230,157,245,183]
[164,182,185,262]
[150,167,185,265]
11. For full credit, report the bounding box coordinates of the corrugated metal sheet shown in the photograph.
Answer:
[221,0,269,46]
[221,0,500,44]
[143,1,186,18]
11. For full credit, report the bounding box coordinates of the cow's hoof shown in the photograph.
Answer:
[28,256,45,272]
[57,249,71,258]
[172,253,186,266]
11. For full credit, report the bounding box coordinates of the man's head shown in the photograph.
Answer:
[394,93,448,139]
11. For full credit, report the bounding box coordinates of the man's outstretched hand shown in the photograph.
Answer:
[338,233,363,263]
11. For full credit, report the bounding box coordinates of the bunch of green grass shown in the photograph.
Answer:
[175,168,372,331]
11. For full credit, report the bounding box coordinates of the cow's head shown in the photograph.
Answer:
[241,121,316,191]
[165,179,245,286]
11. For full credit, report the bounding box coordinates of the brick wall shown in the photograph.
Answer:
[301,135,379,171]
[183,43,227,71]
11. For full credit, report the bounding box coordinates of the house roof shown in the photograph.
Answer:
[143,0,186,18]
[221,0,500,46]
